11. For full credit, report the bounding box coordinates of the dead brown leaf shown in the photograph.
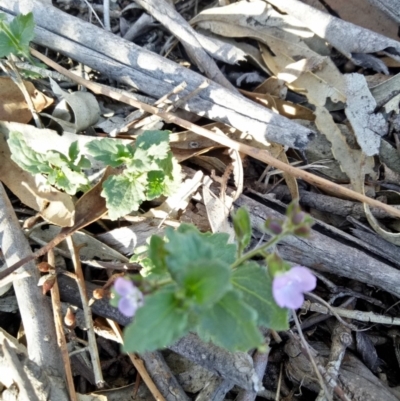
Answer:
[0,77,53,123]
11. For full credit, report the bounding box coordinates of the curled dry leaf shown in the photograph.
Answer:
[0,76,53,123]
[341,76,400,246]
[43,78,100,134]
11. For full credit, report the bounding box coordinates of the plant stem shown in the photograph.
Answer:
[231,231,288,269]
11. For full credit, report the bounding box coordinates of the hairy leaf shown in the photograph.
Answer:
[102,174,146,219]
[9,12,35,49]
[180,260,231,308]
[232,262,288,330]
[123,286,189,353]
[8,131,51,174]
[197,290,263,351]
[0,12,34,58]
[146,170,166,200]
[173,224,237,265]
[68,140,79,162]
[86,139,134,167]
[135,130,170,160]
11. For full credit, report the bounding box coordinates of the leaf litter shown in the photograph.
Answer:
[1,1,400,401]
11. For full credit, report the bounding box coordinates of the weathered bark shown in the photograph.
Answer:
[0,0,314,150]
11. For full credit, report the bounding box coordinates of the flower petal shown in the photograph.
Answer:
[289,266,317,292]
[114,277,134,297]
[118,297,138,317]
[272,266,316,309]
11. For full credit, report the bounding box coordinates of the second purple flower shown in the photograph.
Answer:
[272,266,316,309]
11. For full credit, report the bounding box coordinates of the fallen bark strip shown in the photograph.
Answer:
[169,333,262,393]
[0,0,314,150]
[140,351,191,401]
[273,185,400,220]
[235,193,400,299]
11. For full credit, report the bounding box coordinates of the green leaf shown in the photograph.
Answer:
[7,131,52,174]
[127,130,171,173]
[9,12,35,49]
[123,286,189,353]
[163,156,182,196]
[86,139,134,167]
[0,31,14,58]
[157,151,174,177]
[180,260,231,308]
[232,262,288,330]
[77,155,91,169]
[173,224,237,266]
[197,290,263,351]
[102,174,146,220]
[146,170,166,200]
[135,130,170,160]
[59,167,89,194]
[0,13,34,58]
[164,228,213,279]
[232,207,252,254]
[46,150,69,168]
[68,141,79,162]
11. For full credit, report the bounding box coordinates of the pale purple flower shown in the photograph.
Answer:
[272,266,316,309]
[114,277,144,317]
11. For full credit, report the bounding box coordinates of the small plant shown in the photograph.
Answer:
[86,130,181,219]
[111,202,316,354]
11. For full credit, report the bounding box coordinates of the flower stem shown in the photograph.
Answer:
[231,230,288,269]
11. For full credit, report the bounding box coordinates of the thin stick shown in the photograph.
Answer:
[292,311,333,401]
[48,249,78,401]
[29,48,400,219]
[103,0,111,30]
[65,237,105,388]
[107,319,167,401]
